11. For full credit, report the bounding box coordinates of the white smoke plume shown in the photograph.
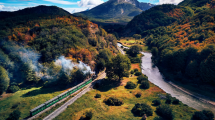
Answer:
[55,56,94,75]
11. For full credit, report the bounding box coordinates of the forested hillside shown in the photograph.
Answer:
[0,5,118,95]
[122,0,215,88]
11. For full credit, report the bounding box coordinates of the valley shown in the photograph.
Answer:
[1,0,215,120]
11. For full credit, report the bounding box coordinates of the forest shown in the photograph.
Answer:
[105,0,215,89]
[0,6,118,95]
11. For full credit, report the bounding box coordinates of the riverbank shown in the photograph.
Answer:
[54,63,196,120]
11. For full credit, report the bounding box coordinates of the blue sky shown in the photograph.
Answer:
[0,0,183,13]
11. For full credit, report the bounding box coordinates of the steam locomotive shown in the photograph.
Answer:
[30,74,97,117]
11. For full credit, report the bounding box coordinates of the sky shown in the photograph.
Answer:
[0,0,184,13]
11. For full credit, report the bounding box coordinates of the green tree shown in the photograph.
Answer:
[125,81,137,89]
[127,45,142,57]
[151,47,159,57]
[185,60,199,78]
[95,59,105,72]
[0,66,10,95]
[132,103,153,117]
[7,110,21,120]
[156,105,174,120]
[200,53,215,84]
[97,49,112,62]
[133,34,141,41]
[106,54,131,81]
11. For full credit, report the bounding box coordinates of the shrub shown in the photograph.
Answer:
[165,98,171,104]
[104,97,124,106]
[125,81,137,89]
[132,103,153,117]
[191,110,214,120]
[135,93,142,98]
[130,70,134,74]
[8,85,19,93]
[140,81,150,89]
[165,95,172,104]
[152,99,161,106]
[80,110,93,120]
[135,72,142,76]
[93,83,100,89]
[123,71,130,77]
[121,46,123,48]
[95,93,101,98]
[202,110,214,120]
[172,99,180,105]
[137,74,148,84]
[156,105,174,120]
[191,111,207,120]
[7,110,21,120]
[134,68,139,72]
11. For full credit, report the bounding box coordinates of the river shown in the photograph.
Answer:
[117,43,215,113]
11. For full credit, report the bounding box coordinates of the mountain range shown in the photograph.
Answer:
[74,0,155,23]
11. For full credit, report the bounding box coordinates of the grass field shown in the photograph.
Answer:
[54,63,196,120]
[119,38,150,52]
[0,87,66,120]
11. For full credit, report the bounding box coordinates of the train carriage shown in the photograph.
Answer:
[30,74,97,117]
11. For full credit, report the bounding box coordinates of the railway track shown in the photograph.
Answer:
[42,72,106,120]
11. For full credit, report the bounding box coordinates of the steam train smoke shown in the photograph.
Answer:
[55,56,94,75]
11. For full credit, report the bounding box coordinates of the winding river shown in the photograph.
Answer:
[117,43,215,113]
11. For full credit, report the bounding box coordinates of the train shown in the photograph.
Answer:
[30,75,97,117]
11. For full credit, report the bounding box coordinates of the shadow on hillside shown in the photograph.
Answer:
[21,82,80,97]
[93,79,120,92]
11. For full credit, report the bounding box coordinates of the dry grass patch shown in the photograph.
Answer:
[131,63,141,71]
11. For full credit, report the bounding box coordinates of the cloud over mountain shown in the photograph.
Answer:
[158,0,183,5]
[77,0,104,8]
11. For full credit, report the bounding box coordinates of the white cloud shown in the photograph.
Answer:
[0,2,4,4]
[64,7,88,13]
[0,5,23,11]
[77,0,104,8]
[44,0,77,5]
[157,0,183,5]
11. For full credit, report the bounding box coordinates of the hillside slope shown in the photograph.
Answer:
[121,0,215,91]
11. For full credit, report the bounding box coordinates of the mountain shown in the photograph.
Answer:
[0,5,71,20]
[74,0,155,23]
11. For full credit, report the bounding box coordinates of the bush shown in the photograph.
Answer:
[125,81,137,89]
[135,93,142,98]
[135,72,142,76]
[123,71,130,77]
[132,103,153,117]
[165,98,171,104]
[152,99,161,106]
[140,81,150,89]
[156,105,174,120]
[130,70,134,74]
[165,95,172,104]
[80,110,93,120]
[7,110,21,120]
[93,83,100,89]
[95,93,101,98]
[191,110,214,120]
[104,97,124,106]
[137,74,148,84]
[134,68,139,72]
[8,85,19,93]
[121,46,123,48]
[172,99,180,105]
